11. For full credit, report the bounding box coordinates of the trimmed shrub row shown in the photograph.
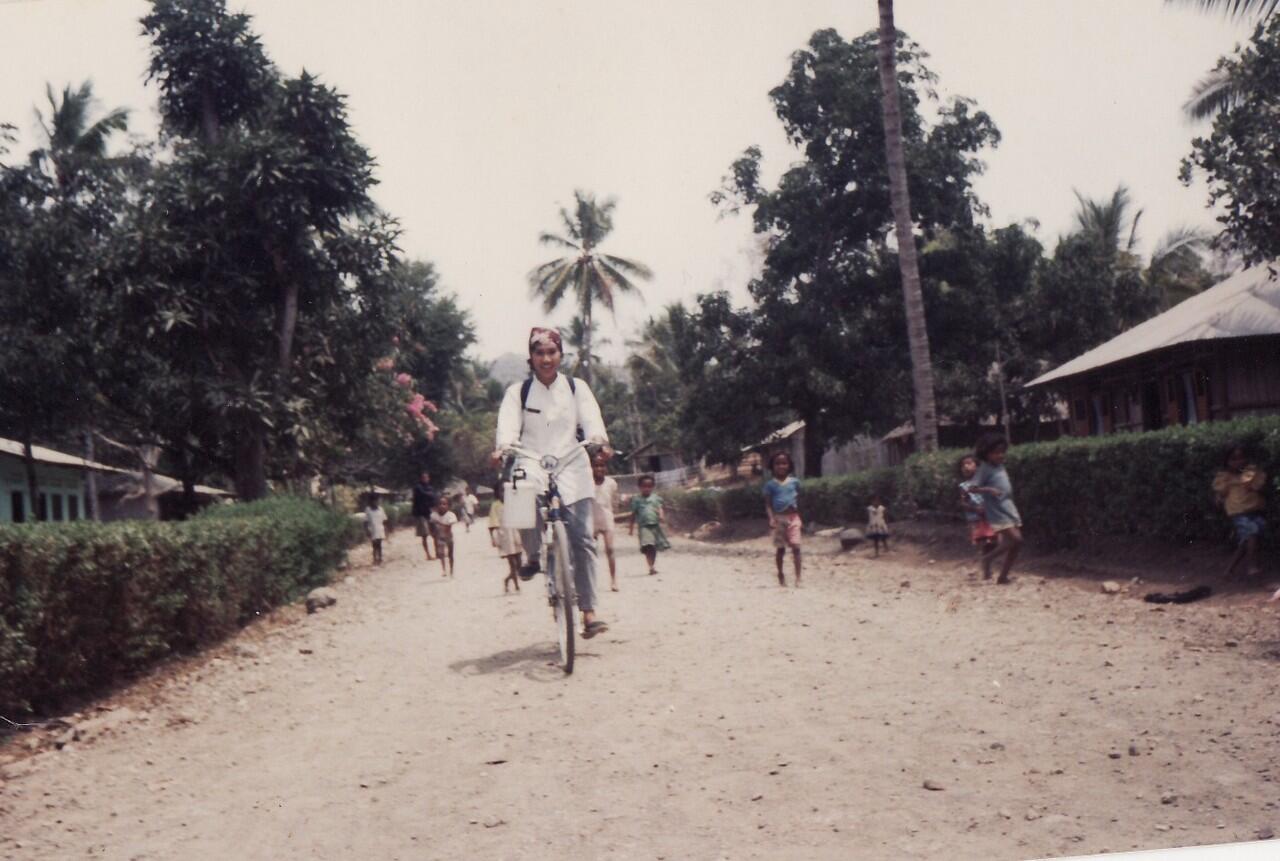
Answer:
[666,417,1280,550]
[0,496,353,716]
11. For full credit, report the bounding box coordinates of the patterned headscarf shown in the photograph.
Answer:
[528,327,563,353]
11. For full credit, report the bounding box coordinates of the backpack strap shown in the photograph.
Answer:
[519,374,583,441]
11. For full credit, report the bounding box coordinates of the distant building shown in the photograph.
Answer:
[625,441,687,475]
[0,438,121,523]
[1027,263,1280,435]
[1,436,232,523]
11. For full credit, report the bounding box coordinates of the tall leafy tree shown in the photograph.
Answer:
[876,0,939,452]
[137,0,402,499]
[527,191,651,385]
[713,28,999,472]
[1179,14,1280,264]
[0,83,132,517]
[1166,0,1277,119]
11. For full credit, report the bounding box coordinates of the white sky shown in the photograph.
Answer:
[0,0,1255,362]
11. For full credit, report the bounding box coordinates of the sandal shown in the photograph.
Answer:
[583,620,609,639]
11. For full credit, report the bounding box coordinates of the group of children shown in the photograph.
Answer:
[363,436,1268,593]
[363,492,460,576]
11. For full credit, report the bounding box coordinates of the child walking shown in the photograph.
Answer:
[488,484,522,593]
[763,452,802,587]
[971,433,1022,584]
[430,496,458,578]
[866,494,890,557]
[629,475,670,575]
[593,454,620,591]
[958,454,997,561]
[1213,444,1267,579]
[364,493,388,566]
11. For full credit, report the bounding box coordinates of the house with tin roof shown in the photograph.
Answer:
[1026,262,1280,435]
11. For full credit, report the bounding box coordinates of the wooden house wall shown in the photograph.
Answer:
[1060,338,1280,437]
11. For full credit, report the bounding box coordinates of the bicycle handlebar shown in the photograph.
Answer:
[501,440,594,479]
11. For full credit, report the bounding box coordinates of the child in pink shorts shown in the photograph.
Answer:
[763,451,802,587]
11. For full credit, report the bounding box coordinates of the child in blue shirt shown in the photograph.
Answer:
[971,433,1023,584]
[763,451,802,587]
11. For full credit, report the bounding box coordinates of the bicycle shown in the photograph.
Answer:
[502,441,593,674]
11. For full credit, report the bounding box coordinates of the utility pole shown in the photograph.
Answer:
[996,342,1012,446]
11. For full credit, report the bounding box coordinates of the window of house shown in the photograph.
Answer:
[37,493,48,522]
[51,494,64,521]
[68,495,80,521]
[10,491,24,523]
[1091,395,1105,435]
[1181,372,1199,425]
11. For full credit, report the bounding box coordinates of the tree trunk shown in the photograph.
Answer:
[83,428,99,521]
[21,431,39,522]
[200,85,220,146]
[140,445,160,520]
[270,243,298,375]
[179,443,197,519]
[582,300,593,386]
[801,419,825,479]
[877,0,939,454]
[233,424,268,501]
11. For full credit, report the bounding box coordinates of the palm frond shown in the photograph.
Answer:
[1165,0,1278,19]
[600,253,654,280]
[558,206,582,243]
[527,256,572,285]
[532,262,578,313]
[1182,68,1245,120]
[590,259,621,313]
[75,107,129,157]
[596,258,647,308]
[1151,226,1211,265]
[1126,207,1144,255]
[538,232,581,252]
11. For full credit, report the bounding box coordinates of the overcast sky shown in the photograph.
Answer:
[0,0,1255,362]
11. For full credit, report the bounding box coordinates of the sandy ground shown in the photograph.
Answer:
[3,523,1280,860]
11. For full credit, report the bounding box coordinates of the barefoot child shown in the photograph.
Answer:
[364,493,387,566]
[972,433,1022,584]
[430,497,458,578]
[763,452,802,587]
[958,454,997,561]
[593,454,621,591]
[1214,444,1267,579]
[628,475,670,575]
[489,484,522,592]
[866,494,890,557]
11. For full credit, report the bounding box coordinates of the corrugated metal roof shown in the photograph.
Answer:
[1027,262,1280,388]
[742,420,806,453]
[0,437,129,474]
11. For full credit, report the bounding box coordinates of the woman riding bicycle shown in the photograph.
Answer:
[492,327,612,639]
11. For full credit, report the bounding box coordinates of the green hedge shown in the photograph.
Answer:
[905,417,1280,548]
[664,467,909,526]
[0,496,352,716]
[667,417,1280,550]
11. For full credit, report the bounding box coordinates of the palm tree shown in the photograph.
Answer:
[25,80,128,520]
[1147,227,1214,309]
[29,81,129,189]
[876,1,939,452]
[527,191,652,386]
[1071,185,1143,257]
[564,315,609,378]
[1167,0,1277,119]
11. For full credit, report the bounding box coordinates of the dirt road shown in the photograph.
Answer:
[3,525,1280,860]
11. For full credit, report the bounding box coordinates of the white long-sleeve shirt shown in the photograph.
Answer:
[495,373,607,506]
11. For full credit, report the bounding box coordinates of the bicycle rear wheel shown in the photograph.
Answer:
[551,520,575,674]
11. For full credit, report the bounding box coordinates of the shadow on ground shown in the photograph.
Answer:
[448,642,597,681]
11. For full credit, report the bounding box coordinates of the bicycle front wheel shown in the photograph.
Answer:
[551,520,575,674]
